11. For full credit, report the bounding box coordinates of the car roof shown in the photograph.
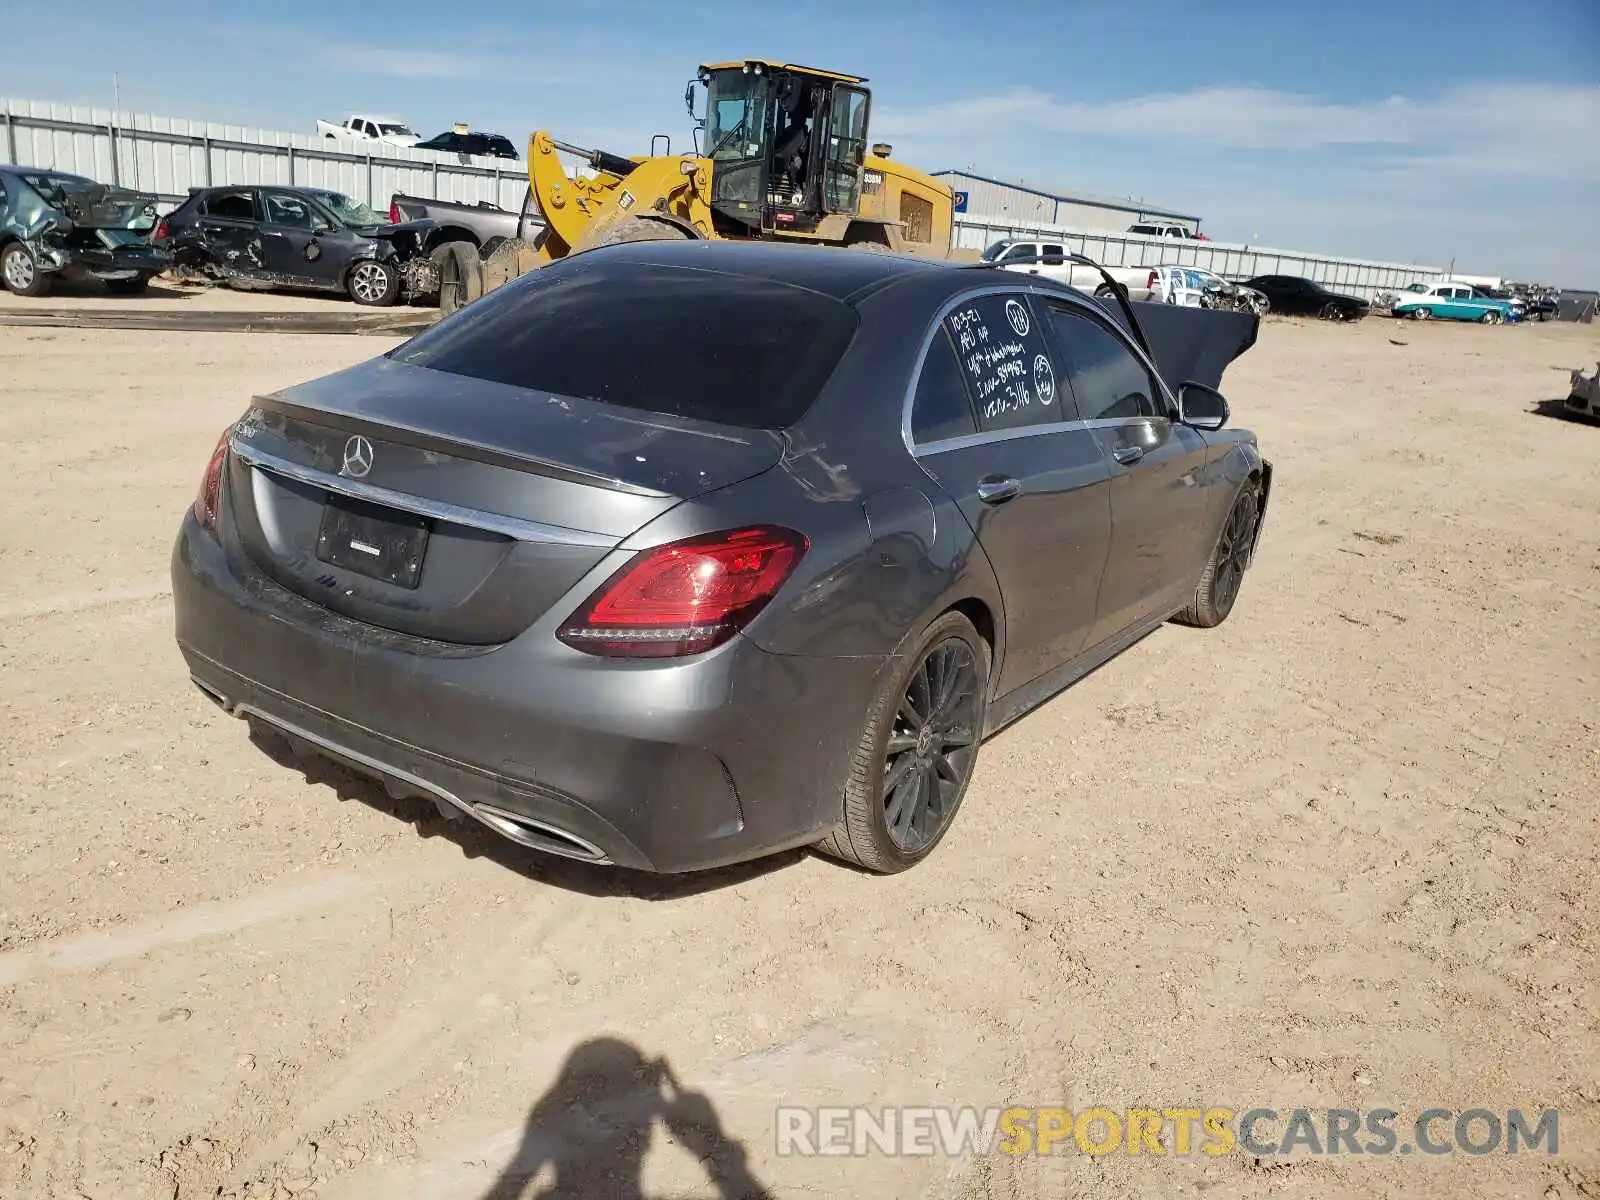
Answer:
[582,239,953,303]
[5,166,92,180]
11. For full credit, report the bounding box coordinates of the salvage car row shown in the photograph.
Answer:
[0,164,1565,330]
[0,167,456,304]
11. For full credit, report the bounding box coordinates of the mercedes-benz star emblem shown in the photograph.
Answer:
[341,435,374,479]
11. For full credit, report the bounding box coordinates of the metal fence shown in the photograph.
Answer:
[6,97,1446,300]
[952,216,1443,300]
[2,98,538,213]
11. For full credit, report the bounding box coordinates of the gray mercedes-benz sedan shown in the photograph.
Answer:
[171,239,1272,875]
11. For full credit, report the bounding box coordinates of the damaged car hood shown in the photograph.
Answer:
[347,218,435,241]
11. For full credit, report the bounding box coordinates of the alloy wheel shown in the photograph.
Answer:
[350,262,390,303]
[882,638,981,853]
[3,248,35,292]
[1212,491,1258,616]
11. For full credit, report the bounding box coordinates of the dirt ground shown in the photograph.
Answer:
[1,300,1597,1200]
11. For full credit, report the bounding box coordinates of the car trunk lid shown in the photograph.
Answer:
[221,356,785,645]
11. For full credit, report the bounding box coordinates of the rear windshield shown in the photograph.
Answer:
[392,257,860,429]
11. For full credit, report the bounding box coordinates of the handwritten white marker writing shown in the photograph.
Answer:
[1005,299,1030,337]
[1032,354,1056,405]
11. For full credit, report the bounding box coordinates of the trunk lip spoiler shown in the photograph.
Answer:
[228,436,617,549]
[249,392,679,499]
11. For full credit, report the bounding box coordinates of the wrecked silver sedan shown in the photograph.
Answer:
[0,167,169,297]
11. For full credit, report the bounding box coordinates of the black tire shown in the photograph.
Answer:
[815,610,991,874]
[1319,301,1344,321]
[581,215,691,252]
[1,243,52,297]
[434,241,483,315]
[346,258,400,306]
[1174,483,1260,629]
[104,273,151,295]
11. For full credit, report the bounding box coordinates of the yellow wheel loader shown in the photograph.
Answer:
[436,59,963,313]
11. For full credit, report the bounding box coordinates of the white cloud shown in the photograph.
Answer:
[877,82,1600,182]
[875,81,1600,283]
[323,47,487,79]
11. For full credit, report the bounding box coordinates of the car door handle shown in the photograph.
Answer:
[1113,445,1145,465]
[976,476,1022,504]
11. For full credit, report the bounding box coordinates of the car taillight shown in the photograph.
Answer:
[153,217,170,241]
[388,200,400,223]
[1147,270,1158,290]
[193,426,232,530]
[558,526,808,658]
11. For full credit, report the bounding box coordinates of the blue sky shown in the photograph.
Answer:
[5,0,1597,284]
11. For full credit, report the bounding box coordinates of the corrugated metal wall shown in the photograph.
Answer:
[4,98,1444,300]
[952,216,1442,300]
[946,175,1057,225]
[939,170,1199,233]
[1,99,541,213]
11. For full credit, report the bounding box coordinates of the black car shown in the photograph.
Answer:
[171,240,1273,875]
[1239,274,1370,321]
[413,130,520,159]
[154,185,438,305]
[0,166,169,297]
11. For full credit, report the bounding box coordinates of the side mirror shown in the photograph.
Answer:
[1177,381,1229,431]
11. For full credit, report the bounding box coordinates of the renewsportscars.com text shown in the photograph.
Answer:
[774,1106,1559,1158]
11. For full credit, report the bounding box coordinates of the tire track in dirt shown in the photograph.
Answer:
[0,873,378,987]
[155,902,569,1198]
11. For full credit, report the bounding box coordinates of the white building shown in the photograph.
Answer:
[932,169,1202,236]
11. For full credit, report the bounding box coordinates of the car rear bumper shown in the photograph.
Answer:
[38,243,168,279]
[172,514,887,873]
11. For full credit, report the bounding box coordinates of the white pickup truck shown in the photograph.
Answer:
[315,115,421,148]
[980,237,1159,301]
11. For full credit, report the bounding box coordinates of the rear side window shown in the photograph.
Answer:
[1045,305,1162,421]
[205,190,256,220]
[910,331,977,443]
[944,293,1063,433]
[392,259,859,429]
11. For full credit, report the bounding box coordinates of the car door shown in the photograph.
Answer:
[907,288,1114,695]
[998,241,1040,277]
[259,190,331,289]
[192,188,264,275]
[1041,298,1216,645]
[258,189,341,289]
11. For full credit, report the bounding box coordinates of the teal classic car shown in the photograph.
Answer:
[1391,281,1517,324]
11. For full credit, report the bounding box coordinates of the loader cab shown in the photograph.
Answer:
[690,60,871,238]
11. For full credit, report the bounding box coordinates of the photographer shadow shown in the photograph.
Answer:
[481,1037,774,1200]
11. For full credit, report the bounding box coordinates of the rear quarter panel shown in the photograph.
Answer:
[627,274,1009,663]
